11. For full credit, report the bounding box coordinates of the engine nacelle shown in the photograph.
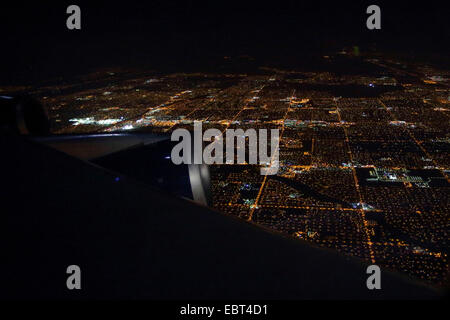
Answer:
[0,95,50,135]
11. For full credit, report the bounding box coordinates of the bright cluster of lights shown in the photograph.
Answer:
[69,117,122,126]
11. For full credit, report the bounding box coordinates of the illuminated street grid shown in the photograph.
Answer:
[2,53,449,286]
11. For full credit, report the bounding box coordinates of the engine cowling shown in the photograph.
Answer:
[0,95,50,135]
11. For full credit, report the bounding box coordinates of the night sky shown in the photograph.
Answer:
[1,1,448,84]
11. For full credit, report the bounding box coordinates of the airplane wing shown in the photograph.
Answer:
[0,96,442,299]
